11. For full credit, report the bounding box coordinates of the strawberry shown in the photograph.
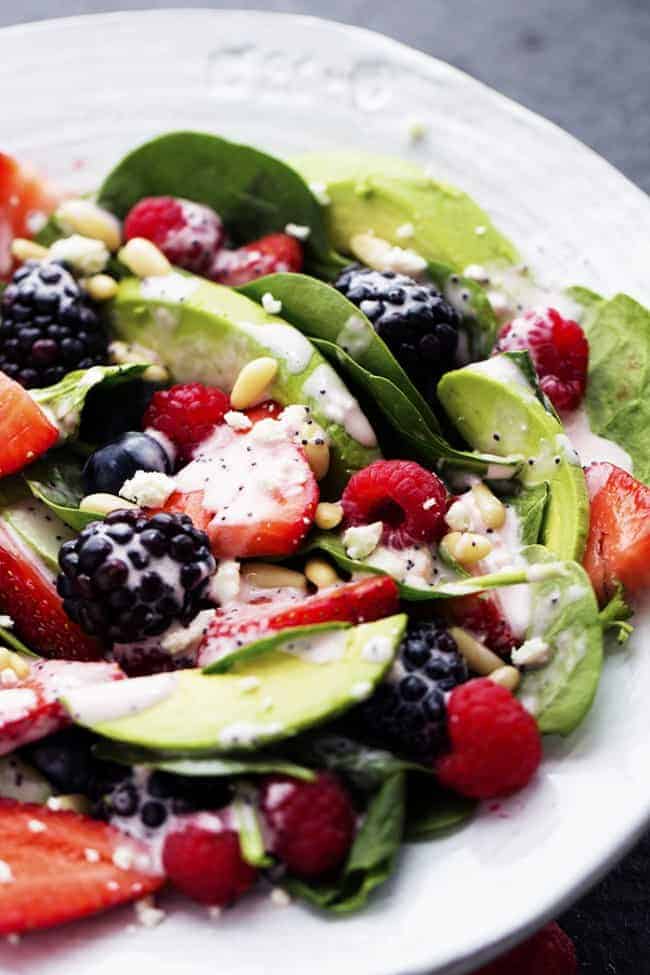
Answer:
[210,232,303,287]
[445,593,517,655]
[0,370,59,477]
[583,461,650,603]
[0,799,164,934]
[198,576,399,667]
[0,658,124,756]
[0,153,62,280]
[0,519,103,660]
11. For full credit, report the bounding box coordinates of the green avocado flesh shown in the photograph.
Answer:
[109,275,379,489]
[437,355,589,562]
[63,615,407,753]
[1,499,74,573]
[292,152,519,270]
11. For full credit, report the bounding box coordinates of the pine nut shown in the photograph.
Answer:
[80,273,118,302]
[471,482,506,530]
[230,358,279,410]
[10,238,48,262]
[489,665,521,691]
[304,558,341,588]
[118,237,171,277]
[0,648,30,680]
[445,497,472,532]
[441,531,493,566]
[303,440,330,481]
[314,501,344,530]
[80,493,138,515]
[449,626,504,675]
[143,364,170,383]
[242,562,307,591]
[56,199,122,251]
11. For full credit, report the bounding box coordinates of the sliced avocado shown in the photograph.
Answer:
[517,546,603,735]
[63,615,407,753]
[437,354,589,561]
[292,152,518,270]
[1,498,74,572]
[109,274,380,489]
[0,755,52,803]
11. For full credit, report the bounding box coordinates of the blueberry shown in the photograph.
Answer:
[83,431,172,496]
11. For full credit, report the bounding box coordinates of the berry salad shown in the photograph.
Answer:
[0,131,647,937]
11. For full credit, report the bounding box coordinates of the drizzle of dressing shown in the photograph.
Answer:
[303,364,377,447]
[561,406,632,471]
[64,672,179,725]
[140,273,199,303]
[281,629,347,664]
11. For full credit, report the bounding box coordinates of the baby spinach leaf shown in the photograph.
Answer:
[599,584,634,646]
[24,451,100,531]
[97,131,340,274]
[287,734,426,791]
[428,261,499,359]
[508,483,549,546]
[202,622,352,675]
[232,792,273,868]
[284,772,405,913]
[405,780,476,840]
[0,627,38,658]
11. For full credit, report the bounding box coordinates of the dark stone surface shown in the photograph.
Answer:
[2,2,650,971]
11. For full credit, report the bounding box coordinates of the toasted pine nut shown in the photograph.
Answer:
[489,665,521,691]
[118,237,171,277]
[305,558,341,589]
[314,501,344,531]
[445,497,472,532]
[80,273,118,301]
[0,648,30,680]
[56,199,122,251]
[143,364,170,382]
[242,562,307,591]
[350,232,427,278]
[303,440,330,481]
[10,238,48,262]
[230,357,279,410]
[441,531,493,566]
[449,626,504,675]
[80,493,138,515]
[471,482,506,530]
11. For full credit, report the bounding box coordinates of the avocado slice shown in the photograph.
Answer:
[292,152,518,270]
[109,274,380,489]
[437,354,589,561]
[62,615,407,753]
[0,755,52,804]
[1,498,74,573]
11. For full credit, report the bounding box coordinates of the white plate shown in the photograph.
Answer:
[1,10,650,975]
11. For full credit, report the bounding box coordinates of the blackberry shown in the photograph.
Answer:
[334,265,460,405]
[25,727,124,799]
[56,509,216,644]
[0,260,108,388]
[361,619,468,760]
[95,768,232,829]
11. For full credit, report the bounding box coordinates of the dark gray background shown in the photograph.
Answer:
[2,2,649,972]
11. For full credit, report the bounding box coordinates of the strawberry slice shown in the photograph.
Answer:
[164,418,319,558]
[0,658,124,756]
[583,461,650,603]
[0,799,164,934]
[445,593,517,655]
[0,519,103,660]
[198,575,399,667]
[0,371,59,477]
[210,233,303,287]
[0,153,62,280]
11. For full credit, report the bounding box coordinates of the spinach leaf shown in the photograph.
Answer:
[232,792,273,868]
[286,734,426,791]
[0,627,38,658]
[97,131,340,274]
[24,451,100,531]
[202,621,352,675]
[428,261,499,359]
[284,772,405,913]
[405,780,476,840]
[599,584,634,646]
[508,483,549,546]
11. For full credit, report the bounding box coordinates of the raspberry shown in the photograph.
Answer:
[162,825,256,905]
[123,196,224,274]
[341,460,448,548]
[260,773,355,878]
[143,382,230,461]
[210,233,304,287]
[447,594,517,656]
[474,922,577,975]
[493,307,588,413]
[436,678,542,798]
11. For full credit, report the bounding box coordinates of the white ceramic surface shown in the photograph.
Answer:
[1,10,650,975]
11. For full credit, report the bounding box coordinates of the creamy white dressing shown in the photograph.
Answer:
[281,629,347,665]
[561,406,633,471]
[336,314,373,359]
[303,364,377,447]
[64,672,179,725]
[361,636,393,664]
[236,320,313,374]
[475,502,532,638]
[219,721,282,748]
[467,355,536,396]
[140,272,199,303]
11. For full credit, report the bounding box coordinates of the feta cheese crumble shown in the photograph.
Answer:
[261,292,283,315]
[160,609,216,657]
[308,182,331,206]
[134,896,166,928]
[285,222,311,240]
[512,637,552,669]
[119,470,176,507]
[342,521,383,560]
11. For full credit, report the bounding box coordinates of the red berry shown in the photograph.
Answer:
[493,307,588,413]
[260,773,355,879]
[474,922,577,975]
[447,594,517,656]
[124,196,224,274]
[436,678,542,799]
[210,233,304,287]
[143,382,230,461]
[341,459,448,549]
[162,825,256,906]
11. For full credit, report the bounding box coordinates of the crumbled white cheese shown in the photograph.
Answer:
[49,234,109,275]
[224,410,252,432]
[209,560,241,606]
[512,637,552,668]
[134,896,166,928]
[395,222,415,240]
[350,680,372,700]
[342,522,383,560]
[261,292,283,315]
[349,232,427,278]
[270,887,292,907]
[250,417,287,444]
[284,222,311,240]
[308,182,331,206]
[160,609,216,657]
[113,845,136,870]
[463,264,491,285]
[119,470,176,507]
[0,860,14,884]
[219,721,282,749]
[0,615,14,629]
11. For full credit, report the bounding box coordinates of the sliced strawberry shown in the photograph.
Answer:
[583,461,650,603]
[0,371,59,477]
[210,232,303,287]
[0,799,164,934]
[0,520,103,660]
[0,153,62,280]
[198,575,399,667]
[164,420,319,558]
[444,593,517,655]
[0,658,124,756]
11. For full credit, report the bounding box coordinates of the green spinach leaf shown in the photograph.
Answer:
[599,584,634,645]
[508,483,549,546]
[92,742,315,781]
[24,451,100,531]
[405,780,476,840]
[286,734,426,791]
